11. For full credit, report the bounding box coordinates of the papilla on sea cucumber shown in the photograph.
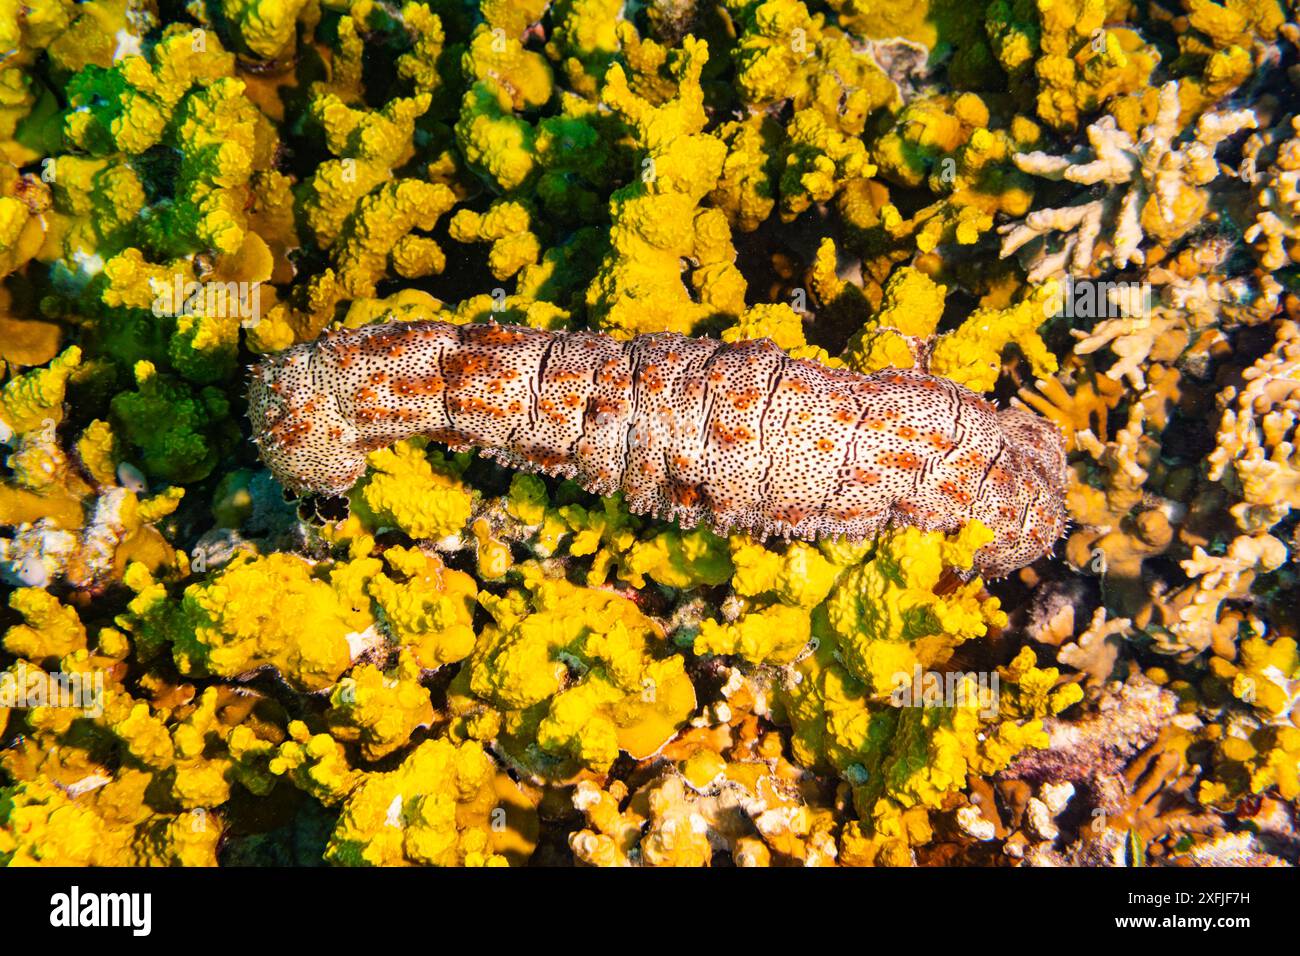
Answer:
[247,319,1068,578]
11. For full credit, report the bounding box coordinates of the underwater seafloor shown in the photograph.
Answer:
[0,0,1297,868]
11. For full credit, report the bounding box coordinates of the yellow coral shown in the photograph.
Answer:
[450,201,542,280]
[0,775,220,866]
[463,564,696,776]
[367,544,479,668]
[1034,0,1159,131]
[3,587,87,661]
[729,537,843,607]
[271,721,362,805]
[124,554,373,692]
[1210,635,1299,721]
[327,651,435,761]
[620,527,733,590]
[929,284,1060,392]
[351,438,476,540]
[325,738,507,866]
[585,37,746,337]
[721,302,808,351]
[823,522,1005,697]
[695,603,812,665]
[221,0,313,60]
[0,345,81,437]
[841,265,946,373]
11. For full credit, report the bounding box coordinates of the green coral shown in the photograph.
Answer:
[109,361,234,483]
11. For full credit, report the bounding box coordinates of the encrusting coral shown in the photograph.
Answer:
[452,562,698,779]
[1,0,1297,868]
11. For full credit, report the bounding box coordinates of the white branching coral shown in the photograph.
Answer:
[1147,241,1282,330]
[1000,83,1256,281]
[1058,606,1130,687]
[1152,535,1289,660]
[1207,321,1300,533]
[1181,534,1289,597]
[1243,114,1300,270]
[1072,252,1282,389]
[1073,311,1183,389]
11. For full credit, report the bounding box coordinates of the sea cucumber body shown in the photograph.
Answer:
[248,320,1068,577]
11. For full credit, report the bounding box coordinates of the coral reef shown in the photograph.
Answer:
[1,0,1297,869]
[1000,82,1256,280]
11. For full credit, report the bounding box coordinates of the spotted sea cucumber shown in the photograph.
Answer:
[248,320,1068,577]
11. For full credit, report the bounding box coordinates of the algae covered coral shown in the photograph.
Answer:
[0,0,1298,869]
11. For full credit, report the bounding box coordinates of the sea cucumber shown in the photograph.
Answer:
[248,320,1068,577]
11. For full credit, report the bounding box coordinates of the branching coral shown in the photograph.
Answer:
[1244,115,1300,270]
[1000,82,1255,281]
[1207,320,1300,534]
[584,38,746,337]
